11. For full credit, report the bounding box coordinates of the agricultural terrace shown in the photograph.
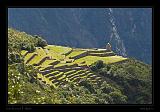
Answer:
[21,45,127,88]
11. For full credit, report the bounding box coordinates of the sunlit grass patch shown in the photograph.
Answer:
[21,50,28,56]
[66,50,86,58]
[45,45,72,55]
[74,56,127,66]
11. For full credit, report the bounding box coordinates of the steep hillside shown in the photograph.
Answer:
[8,28,152,104]
[8,8,152,64]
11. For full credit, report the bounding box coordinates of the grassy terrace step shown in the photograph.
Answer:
[67,70,92,82]
[52,81,61,86]
[88,52,115,57]
[36,73,56,87]
[67,50,86,58]
[45,45,72,55]
[48,75,57,80]
[49,60,60,66]
[71,77,82,82]
[64,70,77,75]
[54,66,89,72]
[36,47,47,56]
[39,69,55,75]
[21,50,28,56]
[40,65,54,71]
[40,60,59,67]
[28,55,47,65]
[54,72,64,78]
[66,50,88,60]
[66,70,85,78]
[57,74,66,80]
[44,71,60,78]
[24,53,37,64]
[74,56,127,66]
[87,49,107,53]
[69,72,87,81]
[51,79,66,86]
[54,63,78,69]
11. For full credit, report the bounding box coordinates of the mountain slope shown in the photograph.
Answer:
[8,8,152,64]
[8,28,152,104]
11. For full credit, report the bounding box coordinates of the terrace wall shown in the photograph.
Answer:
[26,54,38,64]
[71,51,88,59]
[23,51,29,57]
[89,52,116,57]
[64,49,73,56]
[49,60,60,66]
[87,50,107,53]
[36,57,50,66]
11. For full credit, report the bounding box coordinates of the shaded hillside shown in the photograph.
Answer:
[8,8,152,64]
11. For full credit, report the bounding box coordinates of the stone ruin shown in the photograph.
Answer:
[106,43,112,51]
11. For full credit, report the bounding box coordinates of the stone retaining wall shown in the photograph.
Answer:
[26,54,38,64]
[41,65,54,71]
[36,57,50,66]
[89,52,115,57]
[23,51,29,57]
[64,49,73,56]
[71,51,88,60]
[87,50,107,53]
[49,60,60,66]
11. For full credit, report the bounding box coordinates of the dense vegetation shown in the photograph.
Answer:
[90,59,152,104]
[8,28,152,104]
[8,28,47,64]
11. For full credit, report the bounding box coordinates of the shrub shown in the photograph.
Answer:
[90,60,104,71]
[36,36,48,48]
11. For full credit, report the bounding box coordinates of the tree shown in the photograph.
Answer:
[36,36,48,48]
[90,60,104,71]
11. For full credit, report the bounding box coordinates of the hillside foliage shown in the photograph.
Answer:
[8,28,152,104]
[90,59,152,104]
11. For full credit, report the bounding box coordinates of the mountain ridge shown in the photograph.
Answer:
[8,8,152,64]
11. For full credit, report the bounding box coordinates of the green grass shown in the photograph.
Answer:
[36,45,65,61]
[64,70,76,75]
[45,71,59,77]
[57,74,66,80]
[66,70,84,78]
[54,62,76,68]
[24,53,36,63]
[66,50,86,58]
[39,65,53,71]
[21,50,28,56]
[55,72,64,77]
[36,47,47,56]
[37,73,56,87]
[40,60,58,67]
[28,55,43,65]
[45,45,72,55]
[89,51,113,55]
[74,56,127,66]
